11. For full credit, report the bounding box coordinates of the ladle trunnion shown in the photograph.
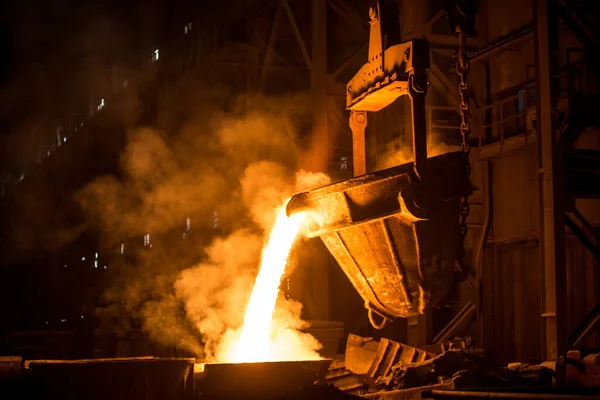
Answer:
[286,152,472,326]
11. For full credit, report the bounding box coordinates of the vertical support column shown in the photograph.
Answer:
[349,111,367,176]
[401,0,426,39]
[311,0,329,168]
[401,1,429,345]
[408,40,429,346]
[408,76,428,174]
[535,0,566,382]
[310,0,330,320]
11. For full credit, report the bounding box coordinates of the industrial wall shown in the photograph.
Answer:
[0,0,598,364]
[463,0,600,365]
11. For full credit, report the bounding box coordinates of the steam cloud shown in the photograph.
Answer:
[376,132,460,170]
[78,93,330,360]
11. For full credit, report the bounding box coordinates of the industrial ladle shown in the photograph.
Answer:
[287,0,475,329]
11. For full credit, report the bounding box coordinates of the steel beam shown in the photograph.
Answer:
[311,0,328,166]
[535,0,567,382]
[564,150,600,199]
[565,213,600,261]
[327,0,368,34]
[428,61,460,109]
[555,0,600,53]
[332,41,368,79]
[470,25,534,62]
[258,3,284,90]
[310,0,330,320]
[281,0,312,70]
[433,302,476,344]
[569,300,600,349]
[402,0,426,39]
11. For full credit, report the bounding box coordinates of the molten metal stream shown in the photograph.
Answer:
[232,201,306,363]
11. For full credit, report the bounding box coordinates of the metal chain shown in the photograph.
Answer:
[456,31,471,262]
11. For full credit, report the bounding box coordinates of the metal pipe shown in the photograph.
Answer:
[534,0,567,379]
[487,234,538,245]
[475,158,492,347]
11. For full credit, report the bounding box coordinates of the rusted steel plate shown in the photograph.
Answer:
[195,359,332,400]
[287,152,472,319]
[25,357,195,400]
[363,382,454,400]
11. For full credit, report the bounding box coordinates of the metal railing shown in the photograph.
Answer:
[475,87,537,147]
[471,48,597,150]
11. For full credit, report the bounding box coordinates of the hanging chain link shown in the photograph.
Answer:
[456,31,471,262]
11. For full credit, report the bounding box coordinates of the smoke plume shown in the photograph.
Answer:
[376,132,461,170]
[77,92,330,360]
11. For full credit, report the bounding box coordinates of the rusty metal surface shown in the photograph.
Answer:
[0,356,22,398]
[330,334,435,396]
[365,338,430,384]
[326,359,367,395]
[345,1,430,174]
[345,334,380,375]
[287,152,472,319]
[195,359,332,400]
[346,34,429,112]
[0,357,21,380]
[350,110,367,176]
[25,357,195,400]
[566,350,600,386]
[344,334,432,380]
[363,382,454,400]
[433,303,476,344]
[423,388,600,399]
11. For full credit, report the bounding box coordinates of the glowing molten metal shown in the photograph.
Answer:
[230,201,308,363]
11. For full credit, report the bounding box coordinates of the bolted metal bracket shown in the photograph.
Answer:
[349,111,368,177]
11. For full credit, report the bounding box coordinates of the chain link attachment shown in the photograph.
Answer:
[455,31,472,263]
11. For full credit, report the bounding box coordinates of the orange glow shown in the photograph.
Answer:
[225,200,321,363]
